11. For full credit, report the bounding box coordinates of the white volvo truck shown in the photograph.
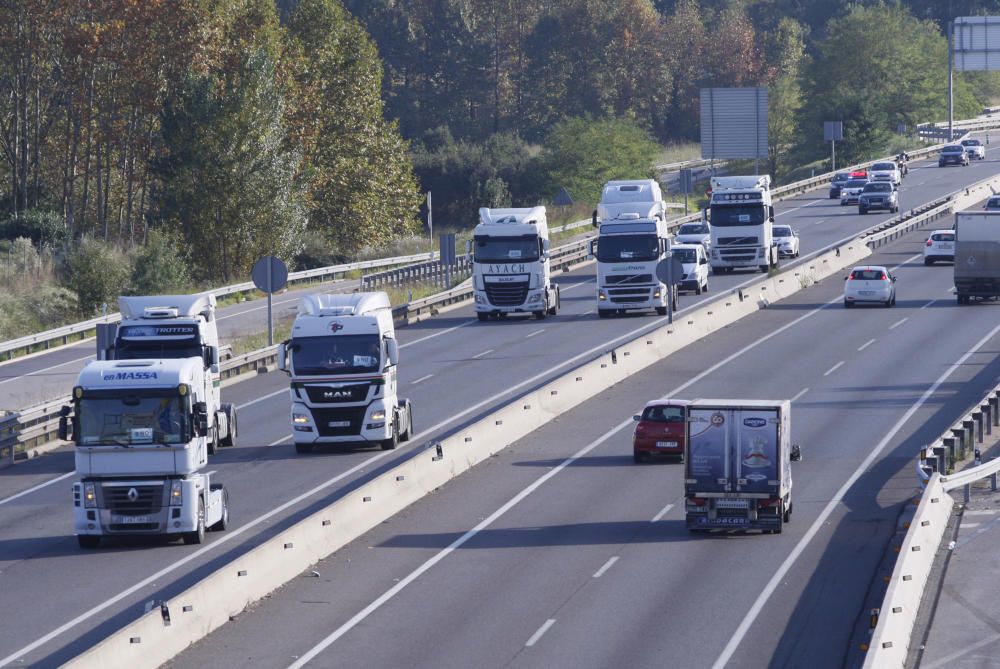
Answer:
[471,207,560,321]
[708,175,779,274]
[591,179,673,317]
[278,292,413,454]
[100,294,237,454]
[60,358,230,548]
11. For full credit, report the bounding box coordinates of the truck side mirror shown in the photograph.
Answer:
[592,210,599,228]
[193,401,209,434]
[386,338,399,367]
[790,444,802,462]
[589,239,597,258]
[769,205,775,222]
[277,342,289,374]
[58,405,72,441]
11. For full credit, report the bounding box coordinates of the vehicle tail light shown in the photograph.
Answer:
[882,275,889,281]
[688,497,706,507]
[758,499,781,509]
[926,240,933,246]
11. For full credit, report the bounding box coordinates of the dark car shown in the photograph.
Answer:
[939,144,970,167]
[858,182,899,214]
[632,400,688,463]
[829,172,852,199]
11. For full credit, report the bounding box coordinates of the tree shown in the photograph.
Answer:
[766,18,808,180]
[63,235,131,315]
[129,229,192,295]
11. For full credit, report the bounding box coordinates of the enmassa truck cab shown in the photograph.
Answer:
[471,207,560,321]
[278,292,413,453]
[60,357,230,548]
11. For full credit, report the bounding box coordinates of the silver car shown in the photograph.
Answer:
[844,265,896,308]
[840,178,869,205]
[858,182,898,214]
[674,222,711,250]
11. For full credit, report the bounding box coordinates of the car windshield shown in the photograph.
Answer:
[641,405,685,423]
[845,179,868,188]
[850,269,887,281]
[773,226,792,237]
[709,203,767,227]
[677,223,708,235]
[291,334,381,375]
[962,139,981,146]
[931,233,955,242]
[78,395,187,446]
[596,234,659,262]
[986,198,1000,209]
[833,173,850,183]
[474,235,540,262]
[673,248,697,263]
[862,183,892,193]
[943,145,964,153]
[872,162,896,171]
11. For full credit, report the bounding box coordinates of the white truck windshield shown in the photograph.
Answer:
[291,335,381,375]
[596,234,659,262]
[474,236,540,262]
[710,204,767,227]
[78,395,187,445]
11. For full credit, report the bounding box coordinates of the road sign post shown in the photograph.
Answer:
[655,245,684,325]
[439,233,456,288]
[824,121,843,172]
[251,255,289,346]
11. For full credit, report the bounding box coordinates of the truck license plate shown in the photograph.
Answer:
[656,441,678,449]
[112,515,151,524]
[699,517,748,526]
[328,420,351,428]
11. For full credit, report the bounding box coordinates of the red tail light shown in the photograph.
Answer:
[758,499,781,508]
[926,239,933,246]
[688,497,706,506]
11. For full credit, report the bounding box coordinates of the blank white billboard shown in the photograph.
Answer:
[700,87,768,160]
[954,16,1000,71]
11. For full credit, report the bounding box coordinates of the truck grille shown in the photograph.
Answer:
[606,274,653,285]
[311,406,368,436]
[102,482,164,515]
[485,281,529,306]
[607,287,651,303]
[718,249,757,262]
[304,383,370,404]
[717,236,759,246]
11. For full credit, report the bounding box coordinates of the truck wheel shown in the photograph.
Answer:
[547,287,560,315]
[380,417,399,451]
[783,501,792,523]
[294,442,313,454]
[655,306,667,315]
[183,498,206,545]
[220,404,237,447]
[695,282,702,295]
[598,309,610,318]
[703,280,709,292]
[77,535,101,549]
[209,484,229,532]
[477,313,489,322]
[207,428,218,456]
[399,403,413,442]
[759,265,769,273]
[533,308,547,320]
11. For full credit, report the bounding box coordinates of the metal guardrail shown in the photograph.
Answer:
[917,115,1000,139]
[361,255,473,290]
[0,251,439,362]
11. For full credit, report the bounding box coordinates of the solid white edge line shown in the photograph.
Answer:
[789,388,809,404]
[471,349,494,360]
[411,374,434,385]
[526,329,545,338]
[0,353,95,386]
[651,503,675,523]
[592,556,619,578]
[823,361,845,376]
[710,321,1000,669]
[889,317,909,330]
[525,619,557,647]
[857,339,876,351]
[0,471,76,507]
[238,388,288,410]
[399,320,474,349]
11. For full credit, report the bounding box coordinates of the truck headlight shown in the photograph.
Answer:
[475,294,486,304]
[292,413,310,424]
[653,288,661,298]
[527,291,542,303]
[83,482,97,508]
[170,480,183,506]
[711,249,719,258]
[370,409,386,421]
[598,289,607,301]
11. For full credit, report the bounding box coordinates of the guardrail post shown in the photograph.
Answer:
[992,394,1000,427]
[984,403,993,436]
[992,471,998,492]
[933,446,947,474]
[974,412,984,443]
[945,435,958,464]
[964,483,972,504]
[963,419,976,452]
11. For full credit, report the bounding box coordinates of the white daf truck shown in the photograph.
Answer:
[60,357,230,548]
[278,292,413,454]
[100,294,237,454]
[707,175,779,274]
[591,180,673,317]
[470,207,560,321]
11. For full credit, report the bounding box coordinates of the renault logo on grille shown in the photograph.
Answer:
[127,487,139,502]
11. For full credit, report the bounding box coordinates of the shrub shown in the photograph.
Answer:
[63,236,131,316]
[129,230,193,295]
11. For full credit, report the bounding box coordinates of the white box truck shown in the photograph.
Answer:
[101,294,237,454]
[60,358,230,548]
[471,207,560,321]
[278,292,413,454]
[684,399,800,534]
[708,175,779,274]
[591,179,675,317]
[954,211,1000,303]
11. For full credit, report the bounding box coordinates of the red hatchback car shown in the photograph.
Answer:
[632,400,689,463]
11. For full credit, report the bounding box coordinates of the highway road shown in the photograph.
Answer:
[164,227,1000,669]
[0,154,996,667]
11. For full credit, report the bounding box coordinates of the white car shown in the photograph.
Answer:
[773,225,800,258]
[924,229,956,265]
[840,178,868,205]
[961,138,986,160]
[844,265,896,308]
[674,222,711,250]
[673,243,709,294]
[869,161,901,186]
[983,196,1000,211]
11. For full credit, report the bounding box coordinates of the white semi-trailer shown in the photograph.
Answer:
[278,292,413,453]
[471,207,560,321]
[591,179,674,317]
[954,211,1000,303]
[60,357,230,548]
[708,175,779,274]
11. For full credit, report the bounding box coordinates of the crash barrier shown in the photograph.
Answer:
[864,383,1000,669]
[917,115,1000,140]
[360,254,473,291]
[65,237,874,669]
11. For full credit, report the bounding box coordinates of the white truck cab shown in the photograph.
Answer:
[278,292,413,453]
[708,175,779,274]
[61,358,230,548]
[471,207,559,321]
[591,180,674,317]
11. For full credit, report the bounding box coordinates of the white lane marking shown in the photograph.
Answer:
[813,219,826,226]
[400,320,475,349]
[923,633,1000,669]
[0,471,76,507]
[651,503,674,523]
[525,619,557,647]
[775,198,824,217]
[582,310,594,315]
[889,317,908,330]
[287,281,854,667]
[216,295,302,321]
[964,510,997,516]
[960,523,982,529]
[238,388,287,410]
[562,279,593,291]
[592,556,619,578]
[268,436,289,446]
[0,353,94,385]
[526,329,545,338]
[857,339,876,351]
[204,470,216,477]
[471,349,493,360]
[790,388,809,403]
[823,361,845,376]
[411,374,434,385]
[712,322,1000,669]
